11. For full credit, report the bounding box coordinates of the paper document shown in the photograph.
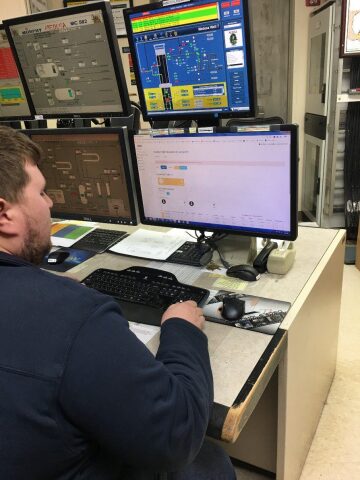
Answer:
[51,223,95,248]
[109,228,189,260]
[129,322,160,344]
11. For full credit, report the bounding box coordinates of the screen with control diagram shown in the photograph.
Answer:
[26,128,137,225]
[132,125,298,241]
[4,2,131,118]
[124,0,255,123]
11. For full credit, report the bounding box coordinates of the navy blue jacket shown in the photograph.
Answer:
[0,252,213,479]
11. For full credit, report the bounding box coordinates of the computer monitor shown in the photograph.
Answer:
[124,0,256,124]
[131,124,298,241]
[25,127,138,225]
[0,26,32,121]
[3,1,131,119]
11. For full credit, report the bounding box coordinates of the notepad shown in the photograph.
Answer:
[109,228,189,260]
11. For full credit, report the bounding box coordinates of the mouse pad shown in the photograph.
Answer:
[41,248,96,272]
[203,290,291,335]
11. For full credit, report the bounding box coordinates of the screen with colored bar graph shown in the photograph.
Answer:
[124,0,255,123]
[0,26,31,120]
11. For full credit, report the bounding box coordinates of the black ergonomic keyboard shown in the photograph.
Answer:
[81,266,210,326]
[71,228,127,254]
[166,241,213,267]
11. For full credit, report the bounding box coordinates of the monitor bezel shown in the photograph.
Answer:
[0,25,33,121]
[3,1,132,119]
[130,124,298,242]
[24,127,138,225]
[123,0,256,124]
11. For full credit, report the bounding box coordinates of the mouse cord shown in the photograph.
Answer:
[211,242,231,269]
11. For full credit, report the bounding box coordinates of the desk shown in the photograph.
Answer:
[57,224,345,480]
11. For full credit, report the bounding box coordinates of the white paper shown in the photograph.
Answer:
[147,260,203,285]
[109,228,189,260]
[129,322,160,344]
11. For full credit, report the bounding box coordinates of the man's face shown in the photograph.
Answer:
[17,162,53,264]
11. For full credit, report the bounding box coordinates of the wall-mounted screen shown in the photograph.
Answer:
[4,1,131,118]
[124,0,255,123]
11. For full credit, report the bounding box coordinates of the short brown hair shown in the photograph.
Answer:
[0,126,43,203]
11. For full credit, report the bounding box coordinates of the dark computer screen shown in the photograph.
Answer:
[132,125,298,241]
[124,0,255,123]
[4,1,131,119]
[26,128,137,225]
[0,26,32,120]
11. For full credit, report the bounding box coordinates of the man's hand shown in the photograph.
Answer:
[161,300,205,331]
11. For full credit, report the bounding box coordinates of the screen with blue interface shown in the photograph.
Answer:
[124,0,255,122]
[0,27,31,120]
[4,2,131,119]
[132,126,298,241]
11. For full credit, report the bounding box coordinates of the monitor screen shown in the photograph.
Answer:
[124,0,255,123]
[0,26,32,120]
[3,1,131,119]
[132,125,298,241]
[25,128,137,225]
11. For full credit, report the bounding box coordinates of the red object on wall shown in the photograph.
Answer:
[305,0,321,6]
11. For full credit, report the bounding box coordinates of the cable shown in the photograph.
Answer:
[130,101,142,115]
[191,231,230,269]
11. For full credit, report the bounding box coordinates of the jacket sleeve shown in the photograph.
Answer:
[58,298,213,471]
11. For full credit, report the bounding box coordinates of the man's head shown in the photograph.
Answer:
[0,126,53,264]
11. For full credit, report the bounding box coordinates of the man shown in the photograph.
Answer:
[0,126,235,479]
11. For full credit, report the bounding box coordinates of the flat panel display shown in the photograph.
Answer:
[0,27,32,120]
[4,2,131,118]
[26,128,137,224]
[124,0,255,123]
[132,125,298,241]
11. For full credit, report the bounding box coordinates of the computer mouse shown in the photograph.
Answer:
[47,250,70,265]
[226,264,260,282]
[221,296,245,321]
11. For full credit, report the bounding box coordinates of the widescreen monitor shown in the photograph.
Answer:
[3,1,131,119]
[25,127,137,225]
[124,0,255,124]
[132,124,298,241]
[0,26,32,120]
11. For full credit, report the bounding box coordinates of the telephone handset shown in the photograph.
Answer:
[253,241,278,273]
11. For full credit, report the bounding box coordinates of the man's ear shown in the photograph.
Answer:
[0,198,18,234]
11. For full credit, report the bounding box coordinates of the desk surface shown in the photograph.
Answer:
[54,224,344,443]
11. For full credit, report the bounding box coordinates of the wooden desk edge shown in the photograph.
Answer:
[220,329,287,443]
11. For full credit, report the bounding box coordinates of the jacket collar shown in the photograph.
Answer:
[0,251,34,267]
